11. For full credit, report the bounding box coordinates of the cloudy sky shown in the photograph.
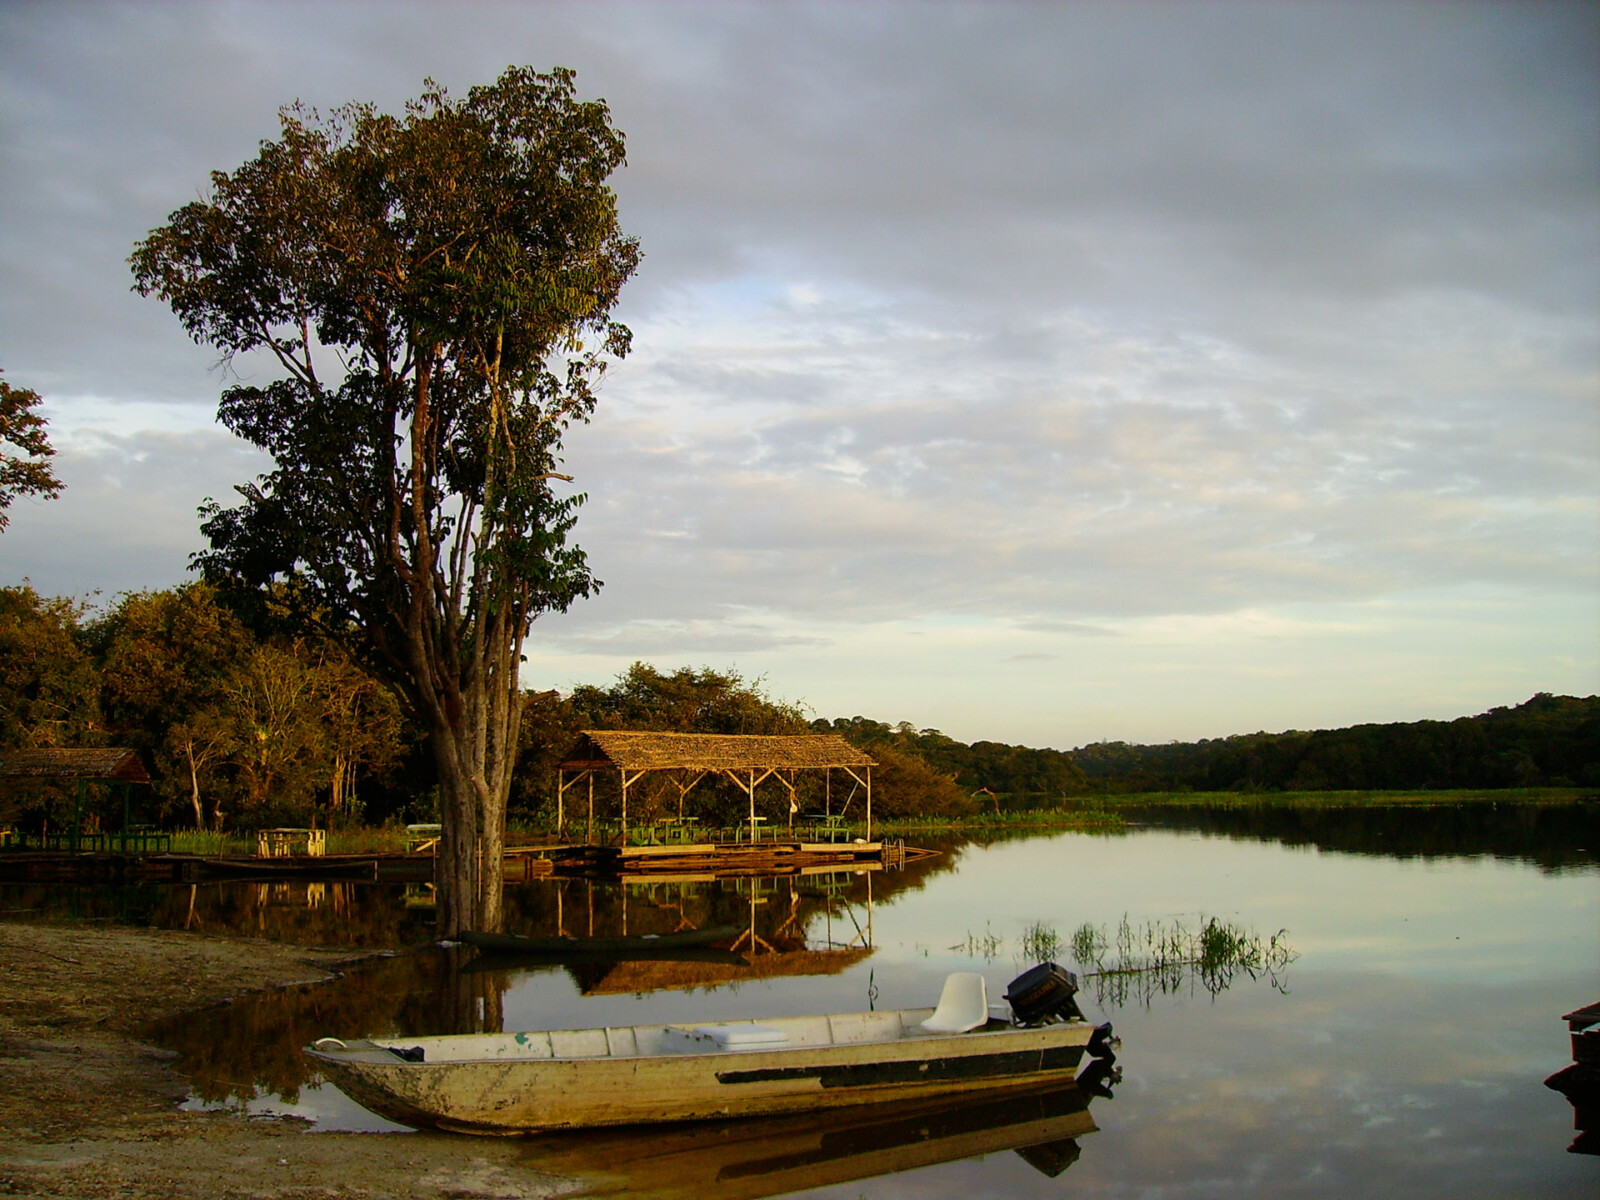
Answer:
[1,1,1595,747]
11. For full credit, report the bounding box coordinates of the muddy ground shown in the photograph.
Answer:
[0,921,586,1199]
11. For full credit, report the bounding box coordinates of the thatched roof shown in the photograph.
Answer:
[561,732,875,773]
[0,748,150,784]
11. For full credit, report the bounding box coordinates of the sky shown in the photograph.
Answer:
[1,1,1595,748]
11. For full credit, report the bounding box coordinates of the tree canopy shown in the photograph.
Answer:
[131,66,639,933]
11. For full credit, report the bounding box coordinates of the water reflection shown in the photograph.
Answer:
[144,872,889,1107]
[1120,800,1598,870]
[0,851,942,947]
[512,1079,1103,1199]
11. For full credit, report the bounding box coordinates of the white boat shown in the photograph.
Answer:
[306,967,1116,1134]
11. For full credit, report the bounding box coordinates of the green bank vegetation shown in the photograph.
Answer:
[3,579,1595,848]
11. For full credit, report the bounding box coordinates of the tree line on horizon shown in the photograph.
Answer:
[4,581,1593,838]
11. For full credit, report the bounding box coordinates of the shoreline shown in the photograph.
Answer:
[0,919,582,1199]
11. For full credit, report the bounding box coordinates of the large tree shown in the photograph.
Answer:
[131,67,639,933]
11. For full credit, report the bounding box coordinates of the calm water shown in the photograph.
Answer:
[9,804,1598,1198]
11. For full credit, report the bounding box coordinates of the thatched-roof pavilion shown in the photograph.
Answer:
[0,748,150,784]
[0,748,151,851]
[557,732,876,842]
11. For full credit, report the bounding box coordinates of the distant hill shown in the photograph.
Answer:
[819,694,1600,797]
[1069,693,1599,793]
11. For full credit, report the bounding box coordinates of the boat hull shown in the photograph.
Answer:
[306,1012,1110,1134]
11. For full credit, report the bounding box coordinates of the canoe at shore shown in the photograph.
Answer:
[305,970,1115,1134]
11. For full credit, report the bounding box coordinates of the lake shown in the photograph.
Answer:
[14,803,1598,1197]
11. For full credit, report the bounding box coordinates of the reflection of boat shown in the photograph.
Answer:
[457,925,741,956]
[306,966,1115,1134]
[515,1078,1103,1199]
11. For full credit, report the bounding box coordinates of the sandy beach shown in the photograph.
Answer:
[0,920,583,1199]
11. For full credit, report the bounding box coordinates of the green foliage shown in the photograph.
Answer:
[856,741,976,819]
[1072,694,1600,792]
[0,585,98,751]
[0,370,63,531]
[0,586,100,826]
[570,662,810,735]
[89,583,253,826]
[1067,914,1298,1007]
[811,716,1088,800]
[130,66,636,692]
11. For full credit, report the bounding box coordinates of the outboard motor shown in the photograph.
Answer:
[1004,961,1087,1026]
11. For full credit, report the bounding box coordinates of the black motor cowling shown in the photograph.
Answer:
[1004,961,1086,1025]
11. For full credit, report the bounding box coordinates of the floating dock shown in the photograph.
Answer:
[0,838,933,884]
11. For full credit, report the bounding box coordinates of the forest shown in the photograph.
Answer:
[2,581,1595,834]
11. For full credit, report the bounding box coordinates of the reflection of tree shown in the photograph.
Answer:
[144,947,510,1104]
[1121,802,1599,872]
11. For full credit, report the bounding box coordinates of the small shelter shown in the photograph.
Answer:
[0,748,152,851]
[557,732,877,842]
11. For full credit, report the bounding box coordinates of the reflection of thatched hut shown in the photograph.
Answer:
[571,945,875,996]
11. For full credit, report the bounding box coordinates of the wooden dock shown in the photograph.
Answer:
[548,838,891,877]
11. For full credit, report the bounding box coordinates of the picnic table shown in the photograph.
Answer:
[404,823,442,854]
[256,827,326,858]
[803,813,852,843]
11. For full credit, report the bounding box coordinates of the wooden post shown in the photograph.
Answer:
[865,767,872,842]
[72,780,85,853]
[586,773,594,845]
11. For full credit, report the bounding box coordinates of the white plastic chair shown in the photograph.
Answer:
[920,972,989,1034]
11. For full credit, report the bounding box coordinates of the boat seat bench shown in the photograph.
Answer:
[663,1024,791,1052]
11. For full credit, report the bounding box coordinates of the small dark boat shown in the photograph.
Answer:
[186,856,380,881]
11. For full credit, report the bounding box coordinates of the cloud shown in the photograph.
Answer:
[0,1,1593,738]
[1,426,269,600]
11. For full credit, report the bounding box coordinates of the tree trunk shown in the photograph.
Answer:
[429,690,518,938]
[185,743,205,830]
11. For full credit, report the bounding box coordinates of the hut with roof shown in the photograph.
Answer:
[0,747,157,851]
[556,732,876,844]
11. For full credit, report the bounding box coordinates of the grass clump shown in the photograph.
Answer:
[1066,913,1297,1007]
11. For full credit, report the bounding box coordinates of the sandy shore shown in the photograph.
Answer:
[0,921,586,1199]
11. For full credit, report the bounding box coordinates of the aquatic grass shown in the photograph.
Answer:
[165,830,252,856]
[1019,920,1062,963]
[1066,913,1298,1008]
[950,923,1005,960]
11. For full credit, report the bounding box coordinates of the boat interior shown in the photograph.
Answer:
[312,973,1059,1064]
